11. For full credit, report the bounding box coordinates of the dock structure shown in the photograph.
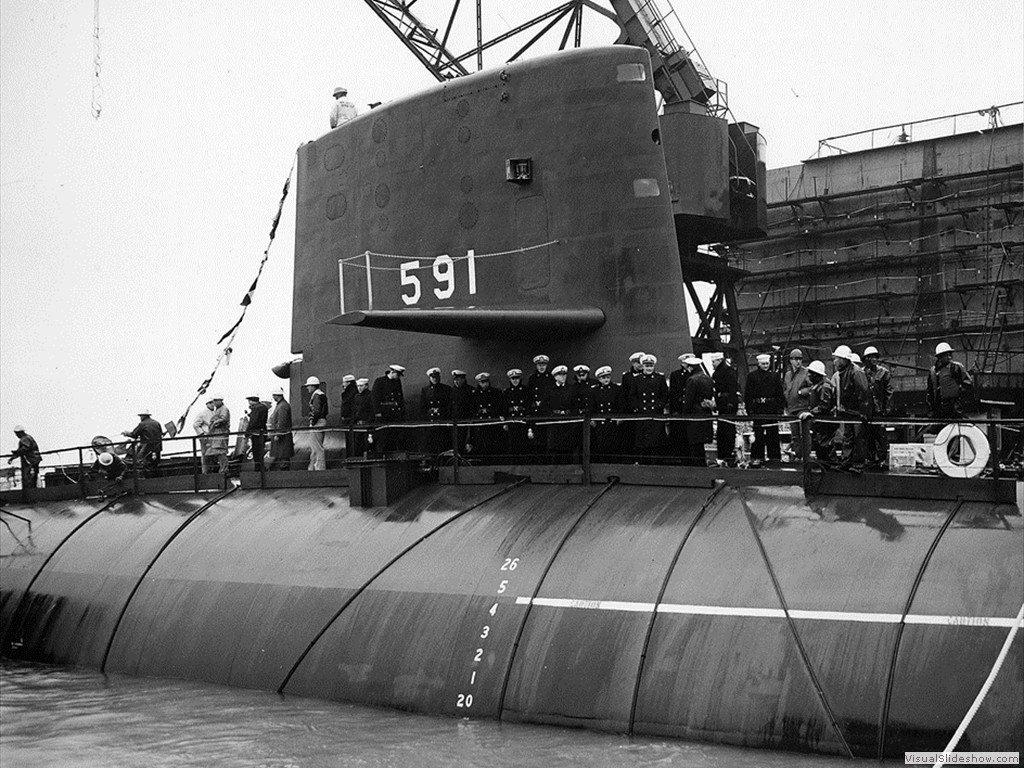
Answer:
[726,105,1023,412]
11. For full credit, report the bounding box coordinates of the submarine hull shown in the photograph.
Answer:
[2,478,1021,758]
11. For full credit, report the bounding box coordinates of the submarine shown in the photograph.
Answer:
[2,43,1022,761]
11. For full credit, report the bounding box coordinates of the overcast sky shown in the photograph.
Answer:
[1,0,1022,456]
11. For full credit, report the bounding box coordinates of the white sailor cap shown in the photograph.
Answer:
[475,372,490,382]
[573,364,590,374]
[708,352,724,362]
[552,364,569,375]
[681,355,702,366]
[452,369,467,377]
[595,366,613,377]
[388,364,405,374]
[426,367,441,376]
[507,369,523,378]
[640,354,657,365]
[629,351,645,362]
[532,354,550,364]
[756,353,772,363]
[210,394,224,401]
[356,377,369,385]
[272,387,285,395]
[342,374,355,384]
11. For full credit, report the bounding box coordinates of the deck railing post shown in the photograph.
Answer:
[582,415,592,484]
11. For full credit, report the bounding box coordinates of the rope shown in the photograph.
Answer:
[338,239,559,271]
[172,152,297,435]
[933,601,1024,767]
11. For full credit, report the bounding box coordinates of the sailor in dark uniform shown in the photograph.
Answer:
[527,354,554,457]
[668,353,694,458]
[350,378,374,458]
[372,364,406,453]
[710,352,740,466]
[450,370,475,455]
[420,367,451,455]
[503,369,530,461]
[630,354,668,460]
[542,364,578,461]
[681,355,715,466]
[745,353,784,467]
[590,365,625,461]
[571,365,595,415]
[620,352,645,450]
[339,374,357,457]
[468,372,505,459]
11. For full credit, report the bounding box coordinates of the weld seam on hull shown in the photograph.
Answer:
[278,478,530,694]
[629,481,728,736]
[99,486,239,673]
[1,495,124,654]
[878,499,963,760]
[496,478,620,720]
[741,493,854,758]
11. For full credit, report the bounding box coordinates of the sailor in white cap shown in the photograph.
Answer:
[329,86,358,128]
[503,369,530,456]
[590,365,625,458]
[570,365,594,413]
[744,352,784,467]
[348,377,373,458]
[680,353,715,466]
[927,341,973,422]
[7,425,41,488]
[121,408,163,477]
[447,369,474,453]
[528,355,555,436]
[245,394,270,472]
[468,372,505,456]
[267,385,294,470]
[372,364,406,453]
[631,353,668,457]
[541,364,579,458]
[418,366,451,453]
[669,354,697,455]
[832,345,871,471]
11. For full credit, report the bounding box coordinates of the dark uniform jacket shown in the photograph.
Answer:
[590,382,625,415]
[246,402,269,434]
[630,371,669,449]
[11,434,41,467]
[420,383,452,421]
[351,390,374,424]
[451,384,476,419]
[571,378,594,415]
[713,363,740,414]
[128,417,163,459]
[372,375,405,421]
[542,383,575,416]
[472,386,505,419]
[528,371,555,415]
[340,383,356,423]
[668,367,692,414]
[744,369,784,415]
[504,384,529,418]
[783,366,811,415]
[620,367,643,404]
[683,370,716,445]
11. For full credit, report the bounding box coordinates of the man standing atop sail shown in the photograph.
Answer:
[329,86,358,128]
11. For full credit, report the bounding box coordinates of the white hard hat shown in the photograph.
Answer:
[272,387,285,395]
[863,346,879,357]
[935,342,954,355]
[808,360,827,376]
[13,424,25,432]
[849,353,861,365]
[304,376,320,386]
[99,452,114,466]
[138,408,152,416]
[832,345,853,360]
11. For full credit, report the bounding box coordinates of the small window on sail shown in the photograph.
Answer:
[617,63,646,82]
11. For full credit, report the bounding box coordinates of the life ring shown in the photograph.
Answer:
[933,423,990,479]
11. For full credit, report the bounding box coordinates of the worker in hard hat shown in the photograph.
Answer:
[7,425,41,489]
[329,86,358,129]
[926,342,973,422]
[305,376,329,470]
[831,345,872,471]
[121,409,163,477]
[800,360,837,462]
[90,451,126,496]
[193,397,216,473]
[862,346,893,469]
[783,349,812,462]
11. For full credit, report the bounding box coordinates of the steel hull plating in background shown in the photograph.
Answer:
[2,482,1021,758]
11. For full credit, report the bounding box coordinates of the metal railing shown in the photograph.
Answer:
[2,414,1020,499]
